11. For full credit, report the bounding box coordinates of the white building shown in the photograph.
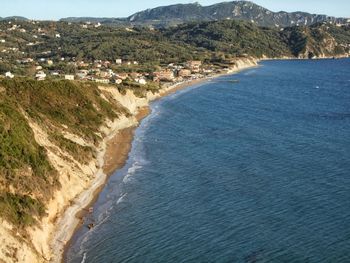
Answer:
[35,71,46,80]
[136,78,147,85]
[95,78,109,84]
[65,75,75,80]
[115,58,122,64]
[76,70,88,79]
[5,72,14,79]
[113,78,123,84]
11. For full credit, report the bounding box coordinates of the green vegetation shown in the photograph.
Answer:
[0,193,46,226]
[0,99,58,194]
[1,19,349,77]
[1,79,126,142]
[24,22,204,65]
[0,17,349,228]
[163,20,291,58]
[117,81,161,98]
[0,95,58,226]
[0,78,129,227]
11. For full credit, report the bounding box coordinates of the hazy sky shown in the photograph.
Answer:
[1,0,349,20]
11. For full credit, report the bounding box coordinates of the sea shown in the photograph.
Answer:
[66,59,350,263]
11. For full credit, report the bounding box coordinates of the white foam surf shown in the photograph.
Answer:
[123,162,142,183]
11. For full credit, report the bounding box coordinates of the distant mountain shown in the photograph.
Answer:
[61,1,349,28]
[0,16,28,21]
[61,17,127,25]
[126,1,348,27]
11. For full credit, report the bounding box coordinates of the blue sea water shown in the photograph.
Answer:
[66,59,350,263]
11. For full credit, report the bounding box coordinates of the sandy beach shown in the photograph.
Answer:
[103,107,150,176]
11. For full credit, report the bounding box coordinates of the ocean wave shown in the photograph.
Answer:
[117,193,127,204]
[80,252,86,263]
[123,162,142,183]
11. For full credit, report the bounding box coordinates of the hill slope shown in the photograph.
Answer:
[163,20,350,59]
[1,19,349,76]
[0,79,154,262]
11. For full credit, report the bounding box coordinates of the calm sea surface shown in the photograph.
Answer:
[66,59,350,263]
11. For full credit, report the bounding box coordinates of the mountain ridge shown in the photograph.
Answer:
[0,16,29,21]
[59,1,349,28]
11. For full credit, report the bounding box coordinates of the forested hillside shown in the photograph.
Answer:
[0,19,349,77]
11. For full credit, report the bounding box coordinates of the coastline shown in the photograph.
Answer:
[59,107,150,262]
[50,58,259,263]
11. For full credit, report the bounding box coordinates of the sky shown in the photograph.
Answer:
[0,0,349,20]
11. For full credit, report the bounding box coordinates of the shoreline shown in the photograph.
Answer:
[51,60,259,263]
[60,107,150,262]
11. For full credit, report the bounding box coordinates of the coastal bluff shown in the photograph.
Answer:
[0,80,158,263]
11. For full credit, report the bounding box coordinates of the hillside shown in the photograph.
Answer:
[163,20,350,59]
[61,1,349,28]
[0,79,126,226]
[163,20,290,58]
[0,19,349,79]
[282,24,349,58]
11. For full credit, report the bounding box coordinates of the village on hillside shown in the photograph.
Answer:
[1,19,350,87]
[0,20,249,88]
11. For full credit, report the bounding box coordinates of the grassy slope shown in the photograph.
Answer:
[0,79,129,227]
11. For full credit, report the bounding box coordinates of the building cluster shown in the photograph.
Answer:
[152,60,215,83]
[1,19,350,86]
[0,21,220,85]
[2,44,217,86]
[31,58,148,84]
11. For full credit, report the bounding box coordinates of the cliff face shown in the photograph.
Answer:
[0,80,159,263]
